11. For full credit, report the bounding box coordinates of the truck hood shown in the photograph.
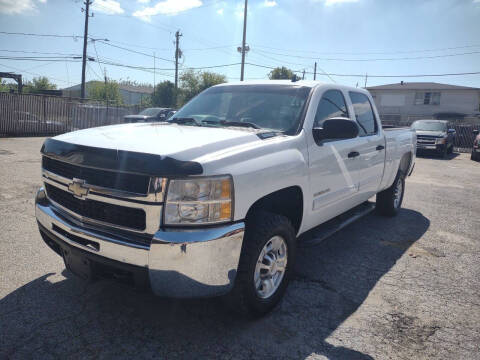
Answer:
[54,122,263,162]
[414,130,447,137]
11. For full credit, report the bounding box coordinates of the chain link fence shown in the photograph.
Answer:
[0,93,143,137]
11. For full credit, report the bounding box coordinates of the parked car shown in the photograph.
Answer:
[36,81,416,316]
[471,129,480,161]
[411,119,455,158]
[14,111,68,135]
[123,107,174,123]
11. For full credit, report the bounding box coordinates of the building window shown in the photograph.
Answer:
[414,91,441,105]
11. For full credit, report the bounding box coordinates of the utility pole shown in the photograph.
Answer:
[104,68,108,109]
[313,62,317,80]
[302,69,305,80]
[364,73,368,88]
[153,52,156,97]
[81,0,92,99]
[174,30,182,90]
[240,0,248,81]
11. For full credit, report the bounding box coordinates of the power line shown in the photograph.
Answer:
[0,57,82,62]
[253,48,480,62]
[92,41,105,79]
[0,62,70,84]
[0,31,83,39]
[252,43,480,56]
[245,62,480,78]
[96,40,175,63]
[0,49,81,56]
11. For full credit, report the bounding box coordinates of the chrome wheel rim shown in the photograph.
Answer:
[254,235,288,299]
[393,179,403,208]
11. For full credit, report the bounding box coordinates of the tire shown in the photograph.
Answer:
[376,171,405,217]
[440,146,448,158]
[472,150,479,161]
[225,211,296,317]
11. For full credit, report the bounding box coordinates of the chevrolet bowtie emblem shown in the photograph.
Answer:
[68,178,89,199]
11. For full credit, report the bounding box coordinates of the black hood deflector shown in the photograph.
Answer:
[41,138,203,177]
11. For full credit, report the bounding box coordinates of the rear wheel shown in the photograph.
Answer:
[226,212,296,317]
[376,171,405,216]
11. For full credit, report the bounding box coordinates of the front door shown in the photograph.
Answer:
[305,89,365,229]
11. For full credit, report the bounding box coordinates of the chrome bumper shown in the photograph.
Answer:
[35,188,245,298]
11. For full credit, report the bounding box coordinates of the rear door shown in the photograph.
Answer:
[348,91,385,199]
[305,89,365,228]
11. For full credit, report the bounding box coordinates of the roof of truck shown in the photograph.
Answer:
[218,80,324,87]
[215,80,368,94]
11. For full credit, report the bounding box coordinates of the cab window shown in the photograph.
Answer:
[349,92,378,136]
[313,90,349,128]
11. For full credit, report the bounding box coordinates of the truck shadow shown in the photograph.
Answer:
[0,209,429,359]
[416,151,460,160]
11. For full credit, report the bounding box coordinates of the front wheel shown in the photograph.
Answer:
[226,212,296,317]
[472,150,479,161]
[376,171,405,216]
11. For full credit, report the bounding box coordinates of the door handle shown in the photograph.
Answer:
[348,151,360,158]
[376,145,385,151]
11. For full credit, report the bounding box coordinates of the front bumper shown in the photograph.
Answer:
[416,143,446,152]
[35,188,245,298]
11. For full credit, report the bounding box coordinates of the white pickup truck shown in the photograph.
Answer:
[35,80,416,316]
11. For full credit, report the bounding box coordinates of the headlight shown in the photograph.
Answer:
[436,137,447,144]
[164,176,233,225]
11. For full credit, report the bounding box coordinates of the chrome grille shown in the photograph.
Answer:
[42,156,150,194]
[45,183,146,231]
[416,135,437,145]
[42,156,165,234]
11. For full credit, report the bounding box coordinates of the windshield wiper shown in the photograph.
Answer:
[218,120,260,129]
[169,117,202,126]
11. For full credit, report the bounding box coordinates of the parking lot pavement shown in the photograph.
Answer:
[0,137,479,359]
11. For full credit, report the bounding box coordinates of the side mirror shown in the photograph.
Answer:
[473,130,479,135]
[313,117,359,143]
[448,128,455,133]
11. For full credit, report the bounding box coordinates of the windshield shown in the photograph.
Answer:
[139,108,162,117]
[171,85,311,134]
[411,121,447,132]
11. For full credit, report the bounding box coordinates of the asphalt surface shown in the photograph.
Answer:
[1,137,479,359]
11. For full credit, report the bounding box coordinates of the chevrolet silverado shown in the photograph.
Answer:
[35,80,416,316]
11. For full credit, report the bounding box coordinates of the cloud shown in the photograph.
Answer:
[137,0,150,3]
[0,0,45,14]
[91,0,124,14]
[216,8,224,15]
[313,0,359,5]
[262,0,277,7]
[133,0,202,20]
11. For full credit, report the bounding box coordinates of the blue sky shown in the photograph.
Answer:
[0,0,480,89]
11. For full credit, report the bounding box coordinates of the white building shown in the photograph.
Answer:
[366,82,480,124]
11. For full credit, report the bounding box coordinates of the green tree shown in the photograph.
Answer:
[151,80,176,107]
[87,80,123,105]
[268,66,295,80]
[0,79,16,93]
[178,70,226,105]
[23,76,57,93]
